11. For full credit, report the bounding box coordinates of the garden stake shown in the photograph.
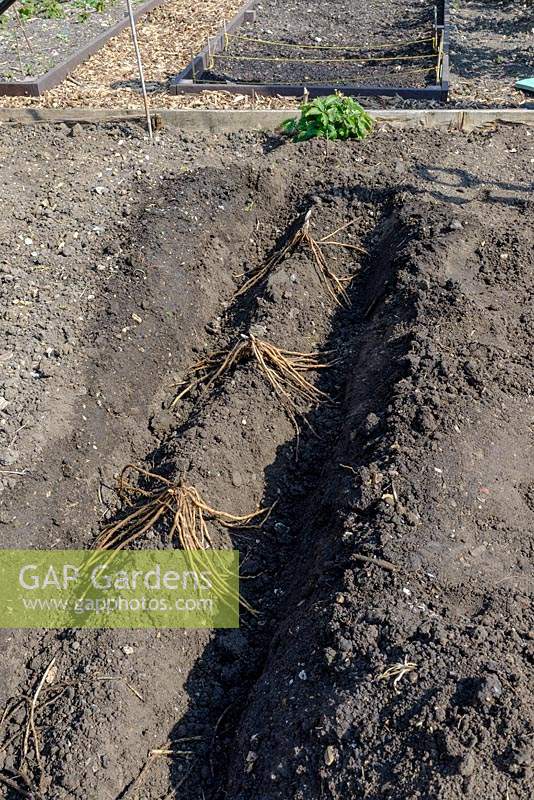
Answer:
[125,0,153,142]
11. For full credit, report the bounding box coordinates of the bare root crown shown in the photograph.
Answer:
[172,334,332,432]
[235,208,366,304]
[96,465,268,552]
[96,466,270,614]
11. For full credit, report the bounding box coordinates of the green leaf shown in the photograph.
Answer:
[286,93,374,143]
[281,118,297,133]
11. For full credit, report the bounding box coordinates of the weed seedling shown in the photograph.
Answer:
[74,0,106,23]
[18,0,64,19]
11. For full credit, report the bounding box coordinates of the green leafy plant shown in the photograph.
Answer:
[75,0,106,22]
[17,0,38,20]
[281,93,374,142]
[18,0,64,19]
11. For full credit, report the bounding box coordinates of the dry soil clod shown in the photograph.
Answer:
[235,209,365,304]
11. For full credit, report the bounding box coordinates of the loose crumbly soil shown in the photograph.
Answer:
[0,120,534,800]
[0,121,533,800]
[0,0,532,109]
[202,0,436,89]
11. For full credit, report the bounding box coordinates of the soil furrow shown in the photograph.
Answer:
[0,125,532,800]
[224,198,534,800]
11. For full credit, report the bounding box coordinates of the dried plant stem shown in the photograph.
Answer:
[125,0,153,141]
[22,657,56,788]
[15,10,34,55]
[378,657,417,692]
[120,752,157,800]
[12,27,24,76]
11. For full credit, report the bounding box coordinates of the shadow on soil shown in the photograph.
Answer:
[114,159,534,798]
[414,165,534,207]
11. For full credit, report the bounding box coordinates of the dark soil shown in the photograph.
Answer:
[0,0,148,81]
[450,0,534,105]
[202,0,438,88]
[0,120,533,800]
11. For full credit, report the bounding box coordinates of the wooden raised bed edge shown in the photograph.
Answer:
[0,0,165,97]
[170,0,450,101]
[0,109,533,130]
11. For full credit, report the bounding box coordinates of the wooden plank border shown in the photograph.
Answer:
[0,108,532,131]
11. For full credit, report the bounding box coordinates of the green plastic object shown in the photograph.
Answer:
[515,78,534,94]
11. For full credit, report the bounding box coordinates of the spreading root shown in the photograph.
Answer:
[96,465,268,552]
[96,466,270,613]
[235,208,366,305]
[172,334,332,432]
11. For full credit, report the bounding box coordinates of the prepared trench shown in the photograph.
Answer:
[0,124,532,800]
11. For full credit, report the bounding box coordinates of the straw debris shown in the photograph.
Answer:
[378,657,417,692]
[0,657,64,799]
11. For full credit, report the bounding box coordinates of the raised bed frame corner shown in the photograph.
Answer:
[0,0,165,97]
[170,0,450,102]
